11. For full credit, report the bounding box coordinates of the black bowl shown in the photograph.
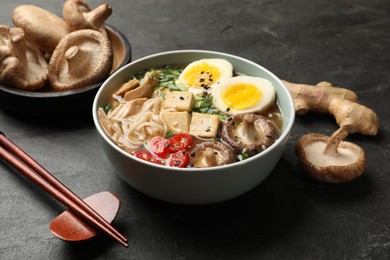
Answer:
[0,24,131,117]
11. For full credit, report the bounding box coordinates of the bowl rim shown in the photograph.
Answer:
[92,49,295,172]
[0,24,131,99]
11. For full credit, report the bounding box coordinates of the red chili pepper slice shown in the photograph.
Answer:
[169,151,190,168]
[134,151,163,165]
[167,134,192,153]
[149,136,169,158]
[134,151,154,162]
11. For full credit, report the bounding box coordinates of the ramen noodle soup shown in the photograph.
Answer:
[98,59,283,168]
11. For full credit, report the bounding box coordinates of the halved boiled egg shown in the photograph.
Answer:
[212,76,276,115]
[178,59,233,96]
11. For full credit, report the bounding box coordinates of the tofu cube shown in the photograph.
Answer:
[161,111,191,134]
[163,91,195,112]
[189,112,220,138]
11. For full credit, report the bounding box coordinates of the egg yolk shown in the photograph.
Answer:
[221,84,262,110]
[182,63,221,87]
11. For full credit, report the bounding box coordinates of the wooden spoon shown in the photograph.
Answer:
[50,191,121,241]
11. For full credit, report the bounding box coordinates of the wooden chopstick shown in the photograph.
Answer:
[0,132,128,247]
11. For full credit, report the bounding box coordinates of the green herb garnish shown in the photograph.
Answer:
[165,130,174,139]
[238,153,249,161]
[193,96,227,120]
[103,104,112,114]
[152,65,187,92]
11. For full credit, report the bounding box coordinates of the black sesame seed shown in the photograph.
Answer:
[179,96,184,100]
[203,91,208,95]
[226,107,230,112]
[199,78,205,82]
[190,152,196,157]
[201,71,204,74]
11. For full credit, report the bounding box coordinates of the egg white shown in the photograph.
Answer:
[178,58,233,96]
[211,76,276,115]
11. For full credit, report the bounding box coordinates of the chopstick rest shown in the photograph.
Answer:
[0,131,128,247]
[50,191,121,242]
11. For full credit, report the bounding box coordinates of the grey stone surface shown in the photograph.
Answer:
[1,0,389,259]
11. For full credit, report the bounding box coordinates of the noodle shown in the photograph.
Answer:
[98,63,284,168]
[99,95,170,151]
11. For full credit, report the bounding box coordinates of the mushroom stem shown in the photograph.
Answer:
[64,45,88,76]
[204,148,218,167]
[9,28,27,65]
[243,114,253,124]
[63,0,112,31]
[84,3,112,30]
[323,127,348,157]
[238,120,259,145]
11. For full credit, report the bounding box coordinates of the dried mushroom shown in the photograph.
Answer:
[221,113,279,156]
[0,25,47,90]
[48,29,113,91]
[12,5,72,55]
[295,127,366,183]
[189,141,235,168]
[63,0,112,32]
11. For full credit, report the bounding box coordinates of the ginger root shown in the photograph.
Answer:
[329,99,379,136]
[283,80,379,136]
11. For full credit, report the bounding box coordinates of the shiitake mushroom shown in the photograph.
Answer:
[189,141,235,168]
[48,29,113,91]
[220,113,278,156]
[295,127,366,183]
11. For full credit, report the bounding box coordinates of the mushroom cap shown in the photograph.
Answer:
[221,113,279,156]
[12,5,72,54]
[48,29,113,91]
[0,25,48,90]
[189,141,236,168]
[295,133,366,183]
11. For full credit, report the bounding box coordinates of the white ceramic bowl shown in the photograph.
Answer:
[92,50,295,205]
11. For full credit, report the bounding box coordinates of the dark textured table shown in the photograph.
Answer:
[1,0,389,259]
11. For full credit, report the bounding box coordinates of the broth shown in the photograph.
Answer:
[98,61,283,168]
